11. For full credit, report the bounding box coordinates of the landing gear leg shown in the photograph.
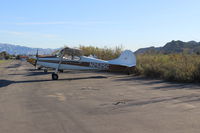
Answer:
[51,51,64,80]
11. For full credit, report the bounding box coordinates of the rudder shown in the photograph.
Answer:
[109,50,136,67]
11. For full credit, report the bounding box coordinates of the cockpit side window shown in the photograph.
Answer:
[73,56,81,61]
[63,55,80,61]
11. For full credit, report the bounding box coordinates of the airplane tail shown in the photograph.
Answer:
[109,50,136,67]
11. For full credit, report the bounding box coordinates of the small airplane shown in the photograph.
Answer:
[27,47,136,80]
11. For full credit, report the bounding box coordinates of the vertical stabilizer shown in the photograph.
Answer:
[109,50,136,67]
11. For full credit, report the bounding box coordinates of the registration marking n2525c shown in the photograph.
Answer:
[89,62,109,70]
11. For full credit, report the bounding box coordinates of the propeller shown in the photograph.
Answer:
[35,49,39,69]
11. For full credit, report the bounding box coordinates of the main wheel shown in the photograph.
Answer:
[52,73,59,80]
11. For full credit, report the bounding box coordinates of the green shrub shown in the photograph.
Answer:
[79,45,123,60]
[136,54,200,82]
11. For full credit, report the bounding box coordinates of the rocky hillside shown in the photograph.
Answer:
[135,40,200,54]
[0,43,55,55]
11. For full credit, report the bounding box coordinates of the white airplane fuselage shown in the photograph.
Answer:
[28,50,136,74]
[37,56,110,70]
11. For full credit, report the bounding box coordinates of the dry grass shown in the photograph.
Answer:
[79,45,123,60]
[136,54,200,82]
[0,60,5,63]
[0,60,10,64]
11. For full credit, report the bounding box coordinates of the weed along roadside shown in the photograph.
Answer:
[135,54,200,83]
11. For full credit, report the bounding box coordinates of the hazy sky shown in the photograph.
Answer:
[0,0,200,51]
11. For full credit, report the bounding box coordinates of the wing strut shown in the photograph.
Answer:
[52,51,65,80]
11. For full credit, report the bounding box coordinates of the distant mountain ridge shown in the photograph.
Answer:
[0,43,55,55]
[2,41,200,55]
[135,40,200,54]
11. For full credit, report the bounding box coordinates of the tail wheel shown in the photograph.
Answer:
[52,73,59,80]
[127,70,131,75]
[126,68,132,75]
[126,67,135,75]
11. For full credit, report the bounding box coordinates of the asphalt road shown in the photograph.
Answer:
[1,60,200,133]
